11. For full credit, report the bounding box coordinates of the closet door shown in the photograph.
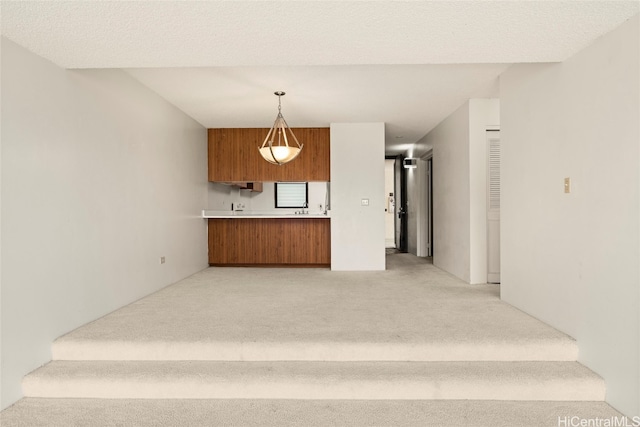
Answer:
[487,131,501,284]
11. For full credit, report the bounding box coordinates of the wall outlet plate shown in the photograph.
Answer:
[361,199,369,206]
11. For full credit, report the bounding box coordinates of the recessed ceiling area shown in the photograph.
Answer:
[124,64,509,153]
[2,1,638,154]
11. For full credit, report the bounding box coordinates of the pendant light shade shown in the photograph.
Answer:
[259,92,303,165]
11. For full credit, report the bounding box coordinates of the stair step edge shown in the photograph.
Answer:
[22,360,605,401]
[51,340,579,361]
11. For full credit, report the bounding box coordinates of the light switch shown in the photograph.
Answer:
[361,198,369,206]
[564,177,571,194]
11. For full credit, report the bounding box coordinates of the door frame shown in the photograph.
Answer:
[398,155,408,253]
[384,158,397,248]
[420,152,433,257]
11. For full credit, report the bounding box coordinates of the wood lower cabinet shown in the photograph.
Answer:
[208,128,330,182]
[208,218,331,267]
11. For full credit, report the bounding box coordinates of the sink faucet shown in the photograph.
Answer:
[295,203,309,215]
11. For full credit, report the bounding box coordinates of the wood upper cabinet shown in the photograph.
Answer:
[208,128,330,182]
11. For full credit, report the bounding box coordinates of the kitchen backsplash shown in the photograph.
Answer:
[207,182,329,213]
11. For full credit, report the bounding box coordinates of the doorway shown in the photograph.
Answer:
[384,156,408,253]
[384,159,396,248]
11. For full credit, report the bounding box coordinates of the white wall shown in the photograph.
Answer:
[500,15,639,416]
[330,123,385,271]
[0,37,3,408]
[425,103,471,281]
[0,38,209,409]
[409,100,498,283]
[207,181,328,215]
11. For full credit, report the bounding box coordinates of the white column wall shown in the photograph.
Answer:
[429,103,471,282]
[0,37,3,409]
[330,123,385,271]
[1,39,208,409]
[409,99,498,283]
[500,15,639,416]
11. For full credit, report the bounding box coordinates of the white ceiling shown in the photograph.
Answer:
[2,1,638,154]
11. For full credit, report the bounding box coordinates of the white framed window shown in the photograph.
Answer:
[275,182,308,208]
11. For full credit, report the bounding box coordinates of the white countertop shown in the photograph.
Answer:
[202,210,330,219]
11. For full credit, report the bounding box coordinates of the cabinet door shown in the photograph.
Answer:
[208,218,331,266]
[209,218,331,266]
[208,128,329,182]
[207,128,263,182]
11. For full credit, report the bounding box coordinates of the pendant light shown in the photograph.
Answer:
[259,91,304,165]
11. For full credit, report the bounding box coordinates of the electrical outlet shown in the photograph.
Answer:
[160,256,166,264]
[361,199,369,206]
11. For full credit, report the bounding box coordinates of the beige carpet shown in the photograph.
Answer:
[1,399,625,427]
[52,254,576,361]
[1,253,625,426]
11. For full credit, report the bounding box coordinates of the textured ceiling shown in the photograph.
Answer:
[3,1,638,68]
[2,1,638,153]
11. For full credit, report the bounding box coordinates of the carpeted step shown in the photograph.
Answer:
[23,360,604,401]
[48,264,582,365]
[0,398,625,427]
[51,338,579,362]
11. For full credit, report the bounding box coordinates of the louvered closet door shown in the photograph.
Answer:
[487,131,501,283]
